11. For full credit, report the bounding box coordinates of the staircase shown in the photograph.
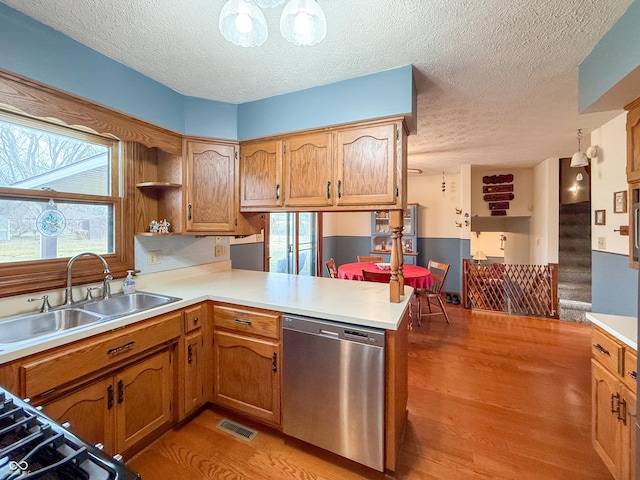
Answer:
[558,202,592,321]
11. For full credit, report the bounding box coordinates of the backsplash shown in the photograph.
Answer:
[135,235,230,274]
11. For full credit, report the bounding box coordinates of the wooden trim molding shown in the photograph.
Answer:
[0,69,183,156]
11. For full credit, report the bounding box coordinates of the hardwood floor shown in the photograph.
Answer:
[128,306,613,480]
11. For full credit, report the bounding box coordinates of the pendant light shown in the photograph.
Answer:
[280,0,327,46]
[219,0,268,47]
[570,129,589,168]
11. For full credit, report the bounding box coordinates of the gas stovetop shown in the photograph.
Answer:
[0,388,139,480]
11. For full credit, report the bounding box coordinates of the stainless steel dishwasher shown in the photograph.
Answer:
[282,314,385,472]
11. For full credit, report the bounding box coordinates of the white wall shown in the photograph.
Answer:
[590,112,629,255]
[532,158,559,264]
[323,211,370,236]
[470,232,504,259]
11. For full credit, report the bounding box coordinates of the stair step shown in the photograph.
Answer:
[558,251,592,268]
[558,299,592,322]
[558,282,592,303]
[558,236,591,251]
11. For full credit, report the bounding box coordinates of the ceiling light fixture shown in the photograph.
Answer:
[219,0,326,47]
[570,129,589,168]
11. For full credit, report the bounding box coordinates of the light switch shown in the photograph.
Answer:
[597,237,606,249]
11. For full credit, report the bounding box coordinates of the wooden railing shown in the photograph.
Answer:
[462,260,558,318]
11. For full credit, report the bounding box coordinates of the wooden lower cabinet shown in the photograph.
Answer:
[43,377,115,453]
[43,349,173,457]
[213,329,281,426]
[184,331,205,416]
[592,326,637,480]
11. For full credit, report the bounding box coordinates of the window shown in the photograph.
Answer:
[266,212,321,276]
[0,111,130,297]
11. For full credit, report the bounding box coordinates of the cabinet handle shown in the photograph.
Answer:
[193,316,199,324]
[276,184,280,200]
[592,343,610,356]
[611,392,620,415]
[107,341,135,356]
[188,344,193,364]
[117,380,124,404]
[337,180,342,198]
[235,318,252,326]
[107,385,114,409]
[326,181,331,199]
[619,397,628,425]
[272,352,277,372]
[188,204,193,221]
[630,371,637,380]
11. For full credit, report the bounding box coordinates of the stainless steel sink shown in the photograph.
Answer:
[0,292,181,346]
[0,309,104,345]
[79,292,180,317]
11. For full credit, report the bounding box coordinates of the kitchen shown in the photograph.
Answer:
[0,0,636,478]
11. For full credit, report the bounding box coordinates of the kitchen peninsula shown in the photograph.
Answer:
[0,263,412,474]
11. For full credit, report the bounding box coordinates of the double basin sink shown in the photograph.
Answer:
[0,292,181,346]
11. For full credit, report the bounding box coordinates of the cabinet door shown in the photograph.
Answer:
[184,332,205,416]
[185,141,236,233]
[213,330,280,426]
[592,359,622,478]
[115,350,173,453]
[335,124,397,206]
[621,385,637,480]
[627,102,640,183]
[240,139,283,208]
[284,132,333,207]
[43,377,115,455]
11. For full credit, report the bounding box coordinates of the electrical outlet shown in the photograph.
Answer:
[215,245,224,257]
[597,237,606,249]
[148,250,162,265]
[215,236,222,244]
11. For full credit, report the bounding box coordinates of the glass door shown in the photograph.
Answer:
[267,212,319,276]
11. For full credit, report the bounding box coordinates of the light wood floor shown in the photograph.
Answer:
[128,306,613,480]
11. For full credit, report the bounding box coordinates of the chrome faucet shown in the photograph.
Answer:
[65,252,112,305]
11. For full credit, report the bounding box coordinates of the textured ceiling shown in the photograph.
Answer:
[0,0,633,174]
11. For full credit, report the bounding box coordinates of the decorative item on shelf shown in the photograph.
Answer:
[614,190,628,214]
[219,0,327,47]
[594,209,606,226]
[149,219,171,234]
[472,251,487,264]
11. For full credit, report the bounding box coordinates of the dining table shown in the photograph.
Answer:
[338,262,434,289]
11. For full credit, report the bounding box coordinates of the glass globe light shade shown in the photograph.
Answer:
[219,0,268,47]
[280,0,326,45]
[255,0,286,7]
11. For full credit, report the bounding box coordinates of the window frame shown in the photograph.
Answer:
[0,111,134,299]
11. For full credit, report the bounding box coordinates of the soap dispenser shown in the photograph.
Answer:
[123,270,136,294]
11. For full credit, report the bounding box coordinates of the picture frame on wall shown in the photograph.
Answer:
[595,209,606,225]
[614,190,628,214]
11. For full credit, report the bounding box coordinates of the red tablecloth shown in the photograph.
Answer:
[338,262,433,289]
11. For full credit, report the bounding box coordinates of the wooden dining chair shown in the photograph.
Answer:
[361,269,390,283]
[413,260,450,325]
[325,258,338,278]
[357,255,383,262]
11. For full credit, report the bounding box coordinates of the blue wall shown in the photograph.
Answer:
[579,1,640,112]
[592,251,637,317]
[0,3,414,140]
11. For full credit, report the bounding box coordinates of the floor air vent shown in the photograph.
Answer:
[216,418,258,442]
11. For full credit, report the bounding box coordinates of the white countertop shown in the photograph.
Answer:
[586,312,637,350]
[0,264,412,364]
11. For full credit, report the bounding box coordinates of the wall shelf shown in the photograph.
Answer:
[136,182,182,189]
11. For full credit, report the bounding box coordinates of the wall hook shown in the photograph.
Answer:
[455,208,462,215]
[455,221,462,228]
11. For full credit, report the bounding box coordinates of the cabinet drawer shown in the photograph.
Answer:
[592,328,624,376]
[184,303,204,333]
[623,348,638,390]
[213,304,281,339]
[21,311,182,399]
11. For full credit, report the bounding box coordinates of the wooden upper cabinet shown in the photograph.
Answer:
[335,123,397,206]
[626,98,640,183]
[240,139,283,208]
[185,140,237,233]
[284,132,333,207]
